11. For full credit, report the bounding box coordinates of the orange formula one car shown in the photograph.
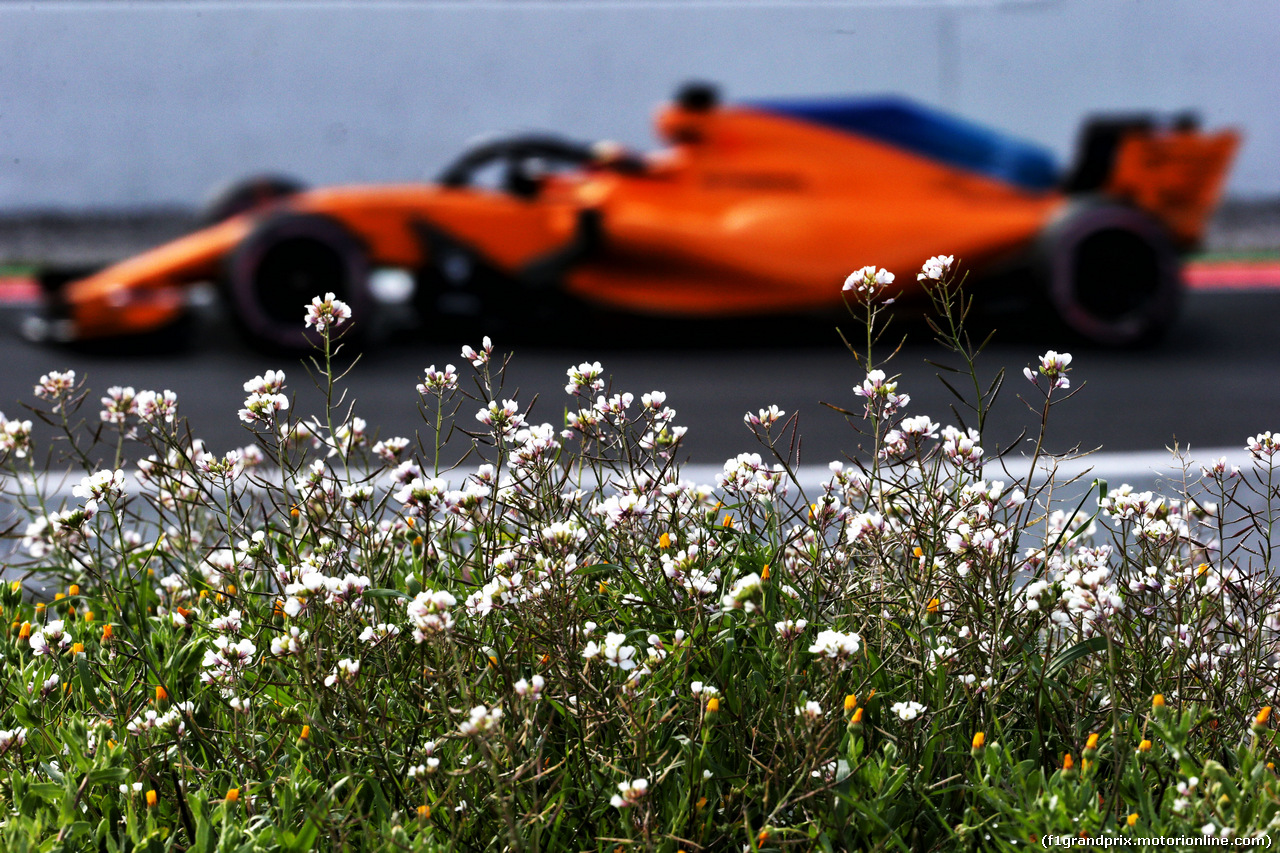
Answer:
[27,83,1237,350]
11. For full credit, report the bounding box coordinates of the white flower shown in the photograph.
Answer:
[808,628,862,659]
[458,703,503,736]
[582,632,637,671]
[891,700,927,722]
[795,700,823,721]
[917,254,954,281]
[1025,350,1073,391]
[303,292,352,332]
[610,778,648,809]
[843,265,895,298]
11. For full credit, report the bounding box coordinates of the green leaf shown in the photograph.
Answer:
[362,588,411,601]
[76,656,109,717]
[1045,637,1108,679]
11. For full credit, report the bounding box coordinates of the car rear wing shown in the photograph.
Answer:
[1063,115,1239,249]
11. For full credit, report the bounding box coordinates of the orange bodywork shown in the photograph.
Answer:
[47,94,1238,341]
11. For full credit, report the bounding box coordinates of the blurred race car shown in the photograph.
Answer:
[26,83,1237,350]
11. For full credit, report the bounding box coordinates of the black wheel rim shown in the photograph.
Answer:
[1073,228,1161,321]
[252,237,348,325]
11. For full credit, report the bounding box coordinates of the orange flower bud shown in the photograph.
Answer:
[417,804,430,818]
[68,584,79,596]
[1152,694,1165,710]
[1085,733,1099,750]
[926,597,940,615]
[54,592,65,602]
[300,725,311,740]
[83,611,95,623]
[1127,813,1138,828]
[225,584,237,596]
[101,624,114,641]
[72,642,85,655]
[760,564,770,581]
[1258,706,1273,726]
[695,796,707,810]
[1062,753,1074,771]
[145,790,158,807]
[972,732,986,751]
[1137,739,1152,753]
[225,788,239,804]
[18,621,31,639]
[155,686,168,702]
[722,515,734,528]
[844,694,857,713]
[706,697,720,713]
[658,532,671,549]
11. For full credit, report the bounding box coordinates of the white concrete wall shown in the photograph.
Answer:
[1,0,1276,211]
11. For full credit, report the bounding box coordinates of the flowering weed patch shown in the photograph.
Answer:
[3,274,1280,851]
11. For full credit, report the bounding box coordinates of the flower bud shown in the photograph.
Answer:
[1062,753,1077,780]
[971,731,986,758]
[1083,732,1099,760]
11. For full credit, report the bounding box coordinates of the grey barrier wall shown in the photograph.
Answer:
[1,0,1278,212]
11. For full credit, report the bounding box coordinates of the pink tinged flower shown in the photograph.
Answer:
[853,370,909,417]
[917,255,954,282]
[135,390,178,424]
[242,370,286,395]
[1026,350,1073,390]
[0,415,33,457]
[35,369,76,401]
[303,292,352,332]
[417,364,458,395]
[372,436,410,462]
[99,385,138,424]
[744,404,785,428]
[239,392,289,426]
[842,265,895,299]
[1248,432,1280,463]
[565,361,605,395]
[460,336,493,368]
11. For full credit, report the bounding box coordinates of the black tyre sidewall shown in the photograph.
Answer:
[227,214,370,351]
[1038,200,1181,347]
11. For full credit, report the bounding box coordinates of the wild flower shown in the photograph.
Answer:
[917,254,954,282]
[1024,350,1073,390]
[795,701,823,721]
[853,369,910,418]
[892,701,926,722]
[842,265,895,299]
[744,405,785,428]
[582,632,637,671]
[460,336,493,367]
[303,292,352,332]
[323,658,361,687]
[458,704,502,736]
[610,778,648,809]
[565,361,605,396]
[808,628,862,659]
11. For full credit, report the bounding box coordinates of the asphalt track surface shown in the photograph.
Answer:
[0,268,1277,470]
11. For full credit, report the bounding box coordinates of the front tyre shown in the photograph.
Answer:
[226,213,370,351]
[1036,200,1181,347]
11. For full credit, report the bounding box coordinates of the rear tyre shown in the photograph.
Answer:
[198,175,305,227]
[226,213,370,351]
[1035,200,1181,347]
